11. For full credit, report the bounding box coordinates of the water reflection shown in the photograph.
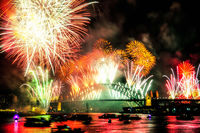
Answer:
[14,120,18,133]
[1,114,200,133]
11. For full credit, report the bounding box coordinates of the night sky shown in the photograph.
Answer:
[0,0,200,104]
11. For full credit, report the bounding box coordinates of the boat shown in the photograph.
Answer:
[118,114,130,121]
[69,114,92,121]
[51,125,84,133]
[108,118,112,123]
[68,114,92,124]
[129,115,141,120]
[118,114,141,121]
[50,114,68,122]
[123,119,131,124]
[24,117,51,127]
[98,113,118,119]
[82,118,92,125]
[176,113,194,120]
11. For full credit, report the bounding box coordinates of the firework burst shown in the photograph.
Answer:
[124,62,143,87]
[93,38,113,54]
[0,0,97,74]
[108,63,153,99]
[125,41,156,75]
[61,40,155,101]
[163,67,181,99]
[178,61,195,78]
[20,66,61,111]
[164,62,200,99]
[67,74,103,101]
[93,57,119,84]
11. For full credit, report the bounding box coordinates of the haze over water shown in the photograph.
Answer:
[1,113,200,133]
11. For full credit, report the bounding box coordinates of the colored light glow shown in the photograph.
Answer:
[0,109,15,112]
[13,114,19,120]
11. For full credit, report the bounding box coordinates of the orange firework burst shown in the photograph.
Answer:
[178,61,195,78]
[0,0,97,75]
[92,39,156,75]
[115,40,156,76]
[93,38,113,54]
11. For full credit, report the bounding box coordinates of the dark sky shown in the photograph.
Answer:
[0,0,200,99]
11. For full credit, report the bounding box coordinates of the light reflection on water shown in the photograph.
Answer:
[1,114,200,133]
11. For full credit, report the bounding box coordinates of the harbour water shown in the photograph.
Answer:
[1,113,200,133]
